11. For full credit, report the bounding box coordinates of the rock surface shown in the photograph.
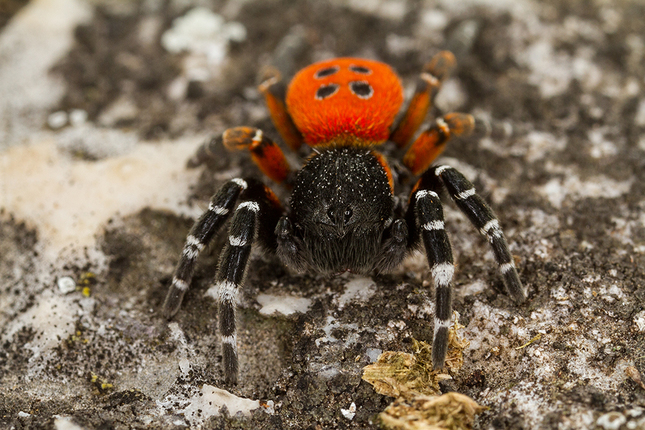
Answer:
[1,0,644,428]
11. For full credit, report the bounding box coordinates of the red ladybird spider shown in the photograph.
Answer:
[162,51,527,384]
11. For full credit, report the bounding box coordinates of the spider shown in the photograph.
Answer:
[162,51,527,384]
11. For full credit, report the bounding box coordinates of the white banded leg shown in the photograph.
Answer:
[162,178,249,319]
[413,189,455,369]
[216,200,260,384]
[433,165,526,303]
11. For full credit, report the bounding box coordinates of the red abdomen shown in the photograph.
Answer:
[286,58,403,146]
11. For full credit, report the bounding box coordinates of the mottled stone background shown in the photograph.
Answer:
[1,0,644,428]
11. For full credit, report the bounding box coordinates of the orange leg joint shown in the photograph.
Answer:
[403,113,475,176]
[423,50,457,81]
[258,69,303,152]
[390,51,457,148]
[223,127,292,184]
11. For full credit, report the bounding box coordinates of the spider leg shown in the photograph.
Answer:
[186,135,221,168]
[163,178,283,384]
[374,219,409,273]
[390,51,456,148]
[258,68,303,151]
[432,165,526,303]
[275,216,308,272]
[406,185,455,369]
[163,178,248,320]
[403,113,475,175]
[222,127,292,185]
[215,179,283,384]
[186,127,292,186]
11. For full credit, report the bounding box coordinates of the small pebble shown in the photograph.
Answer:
[69,109,88,126]
[341,402,356,420]
[47,111,68,129]
[597,412,626,430]
[57,276,76,294]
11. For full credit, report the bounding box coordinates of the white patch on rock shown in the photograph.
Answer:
[518,208,561,237]
[161,7,246,83]
[168,322,192,377]
[162,8,246,59]
[256,293,312,316]
[598,283,625,303]
[458,279,487,299]
[500,381,553,428]
[2,289,87,359]
[434,78,468,112]
[521,40,574,98]
[0,136,203,264]
[336,277,377,310]
[97,96,140,127]
[56,124,139,159]
[385,34,418,56]
[567,334,635,392]
[181,385,261,424]
[336,0,408,21]
[418,9,448,33]
[523,131,567,163]
[365,348,382,363]
[465,300,513,354]
[588,127,619,159]
[634,311,645,332]
[0,0,92,146]
[536,171,632,209]
[596,412,626,430]
[313,315,379,351]
[54,416,85,430]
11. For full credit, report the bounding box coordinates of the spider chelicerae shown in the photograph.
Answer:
[162,51,526,384]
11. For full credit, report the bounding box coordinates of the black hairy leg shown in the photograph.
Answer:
[407,164,526,369]
[432,165,526,303]
[163,177,283,384]
[163,178,248,319]
[406,185,455,369]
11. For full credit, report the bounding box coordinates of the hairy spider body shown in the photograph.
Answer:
[163,52,526,384]
[282,146,396,274]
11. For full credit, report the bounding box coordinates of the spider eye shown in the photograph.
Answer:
[349,81,373,99]
[316,83,340,100]
[327,208,335,222]
[349,65,371,74]
[327,206,353,225]
[344,208,353,223]
[314,66,340,79]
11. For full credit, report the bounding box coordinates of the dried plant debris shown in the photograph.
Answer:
[362,342,443,398]
[363,318,485,429]
[380,393,486,430]
[362,317,470,399]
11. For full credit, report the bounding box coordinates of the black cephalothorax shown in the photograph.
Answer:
[277,146,396,274]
